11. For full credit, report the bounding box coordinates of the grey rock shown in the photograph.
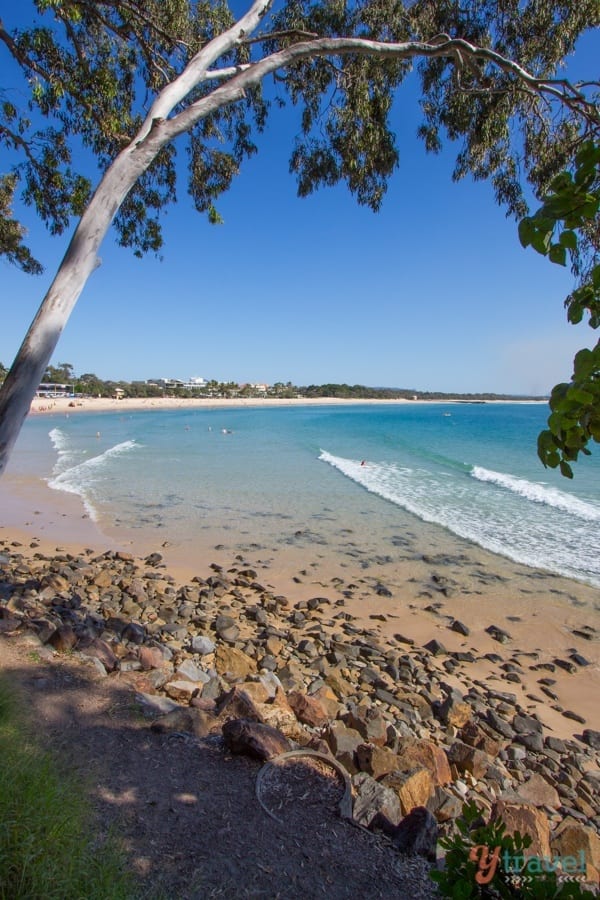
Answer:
[190,635,216,655]
[581,729,600,750]
[351,771,402,829]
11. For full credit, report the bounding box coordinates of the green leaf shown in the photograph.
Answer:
[549,243,567,266]
[560,460,574,478]
[518,217,535,248]
[558,229,577,251]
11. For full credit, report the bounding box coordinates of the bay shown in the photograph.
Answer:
[8,401,600,587]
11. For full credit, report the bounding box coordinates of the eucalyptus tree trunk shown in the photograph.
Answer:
[0,138,161,476]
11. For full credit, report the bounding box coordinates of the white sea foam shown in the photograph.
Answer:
[48,427,84,475]
[319,449,600,586]
[47,440,138,520]
[471,465,600,522]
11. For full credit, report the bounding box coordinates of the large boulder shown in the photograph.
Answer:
[491,799,551,859]
[396,737,452,787]
[222,718,291,761]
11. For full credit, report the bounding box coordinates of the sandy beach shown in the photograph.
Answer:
[1,454,599,744]
[28,394,546,416]
[0,395,597,745]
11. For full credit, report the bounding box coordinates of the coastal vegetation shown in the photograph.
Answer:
[0,1,598,477]
[519,141,600,478]
[0,361,545,403]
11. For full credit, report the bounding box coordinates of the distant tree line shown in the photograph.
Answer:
[299,383,546,401]
[0,361,545,402]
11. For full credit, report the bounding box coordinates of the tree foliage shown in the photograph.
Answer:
[519,140,600,477]
[0,1,599,476]
[1,1,598,272]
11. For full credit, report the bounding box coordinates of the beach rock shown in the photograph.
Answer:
[324,668,355,699]
[513,713,543,734]
[434,688,472,728]
[309,684,342,719]
[356,743,400,780]
[450,619,470,636]
[382,768,435,816]
[491,799,551,858]
[215,686,264,723]
[515,732,544,753]
[351,772,402,829]
[190,635,216,655]
[164,680,201,702]
[396,738,452,787]
[485,709,515,740]
[343,703,388,747]
[324,721,363,774]
[458,721,502,758]
[253,690,306,742]
[221,718,291,761]
[390,807,438,861]
[150,706,217,737]
[551,818,600,882]
[427,786,463,823]
[139,645,167,670]
[77,636,118,671]
[47,625,78,653]
[214,645,257,680]
[581,729,600,751]
[509,773,561,809]
[447,741,491,780]
[287,691,329,727]
[121,622,145,644]
[486,625,511,644]
[423,639,447,657]
[176,659,211,683]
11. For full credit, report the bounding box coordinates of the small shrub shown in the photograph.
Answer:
[430,801,596,899]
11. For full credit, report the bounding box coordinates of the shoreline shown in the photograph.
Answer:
[2,398,598,744]
[28,394,548,416]
[1,467,598,743]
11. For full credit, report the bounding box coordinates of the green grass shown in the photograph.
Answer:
[0,674,136,900]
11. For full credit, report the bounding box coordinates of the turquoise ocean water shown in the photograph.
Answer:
[8,402,600,587]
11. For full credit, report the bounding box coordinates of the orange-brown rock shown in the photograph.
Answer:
[355,743,399,780]
[47,625,77,653]
[139,645,167,670]
[287,690,329,727]
[214,645,257,680]
[551,817,600,884]
[310,684,342,719]
[396,737,452,787]
[447,740,490,780]
[216,686,265,723]
[458,721,502,758]
[491,799,551,859]
[511,773,560,810]
[382,767,435,816]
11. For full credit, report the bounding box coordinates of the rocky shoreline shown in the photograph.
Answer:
[1,539,599,891]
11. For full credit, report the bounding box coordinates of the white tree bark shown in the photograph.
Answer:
[0,0,594,476]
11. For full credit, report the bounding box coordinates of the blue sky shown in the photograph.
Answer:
[1,15,598,394]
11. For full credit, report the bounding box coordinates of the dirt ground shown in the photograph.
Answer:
[0,633,439,899]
